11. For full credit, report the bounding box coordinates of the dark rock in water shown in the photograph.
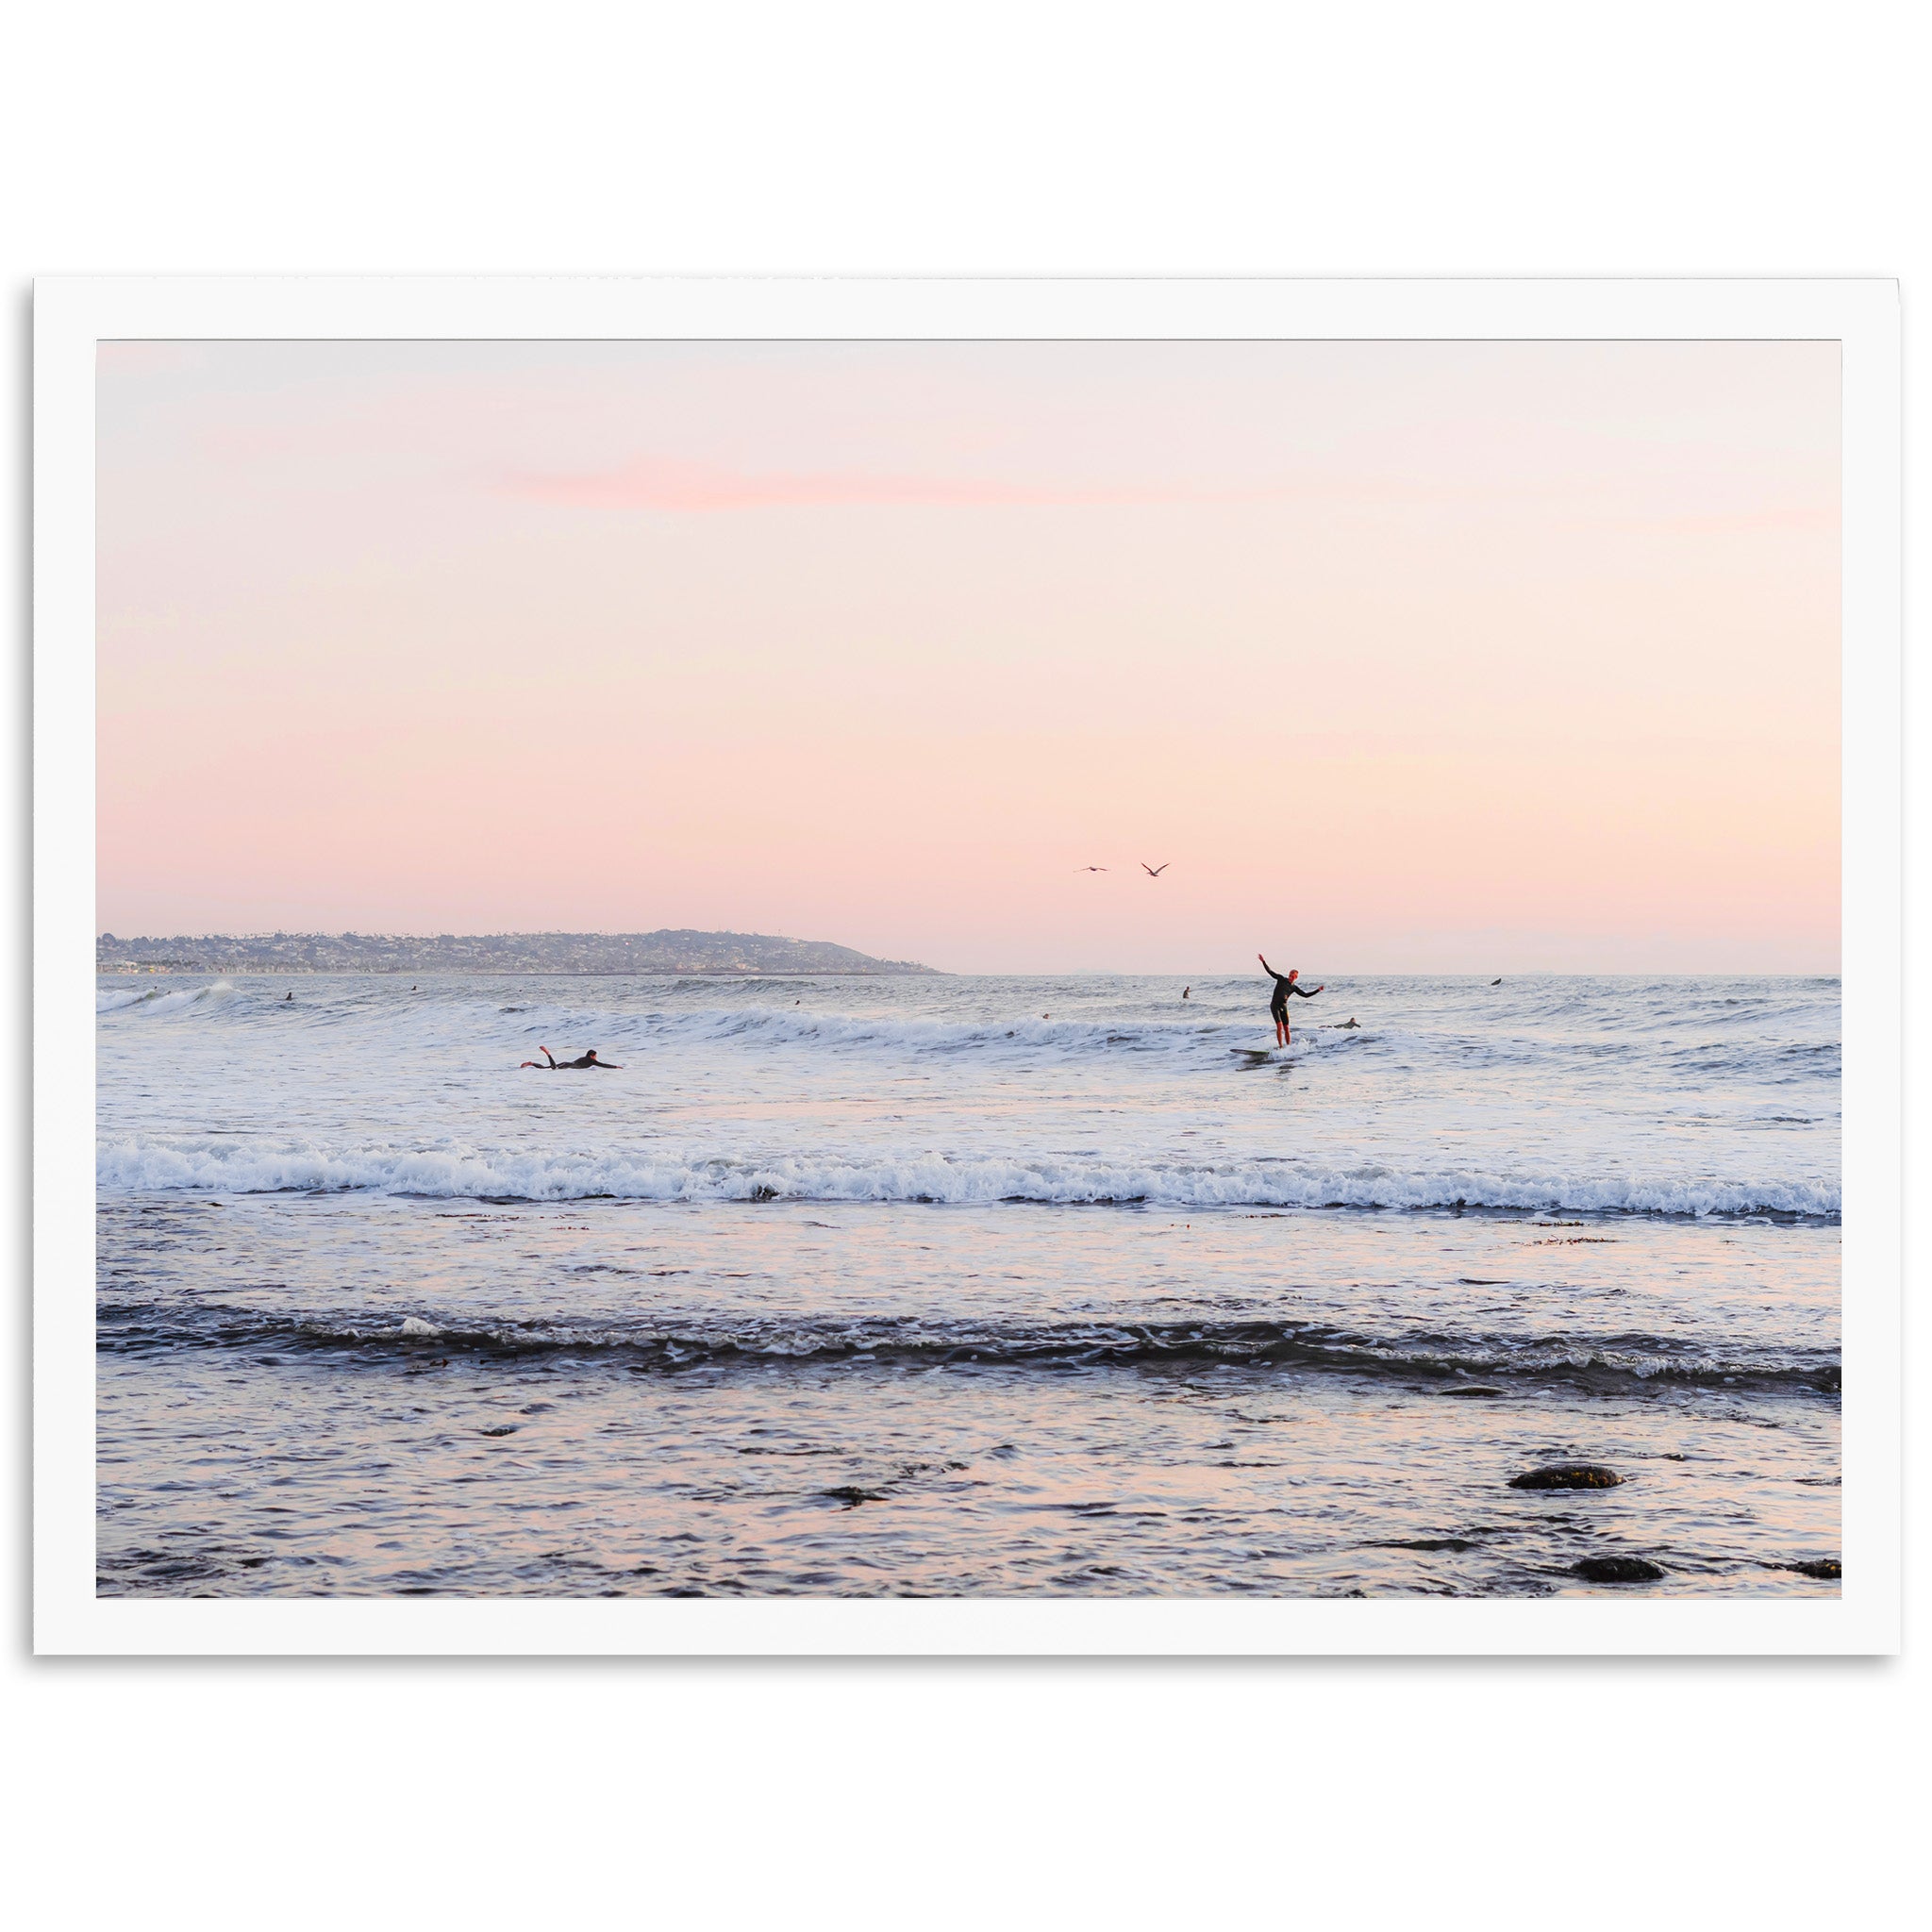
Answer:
[477,1424,518,1437]
[1509,1462,1624,1490]
[1787,1557,1841,1580]
[1574,1556,1666,1583]
[823,1485,889,1507]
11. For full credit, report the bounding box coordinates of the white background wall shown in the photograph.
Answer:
[3,4,1921,1924]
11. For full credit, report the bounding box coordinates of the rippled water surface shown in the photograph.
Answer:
[97,972,1841,1596]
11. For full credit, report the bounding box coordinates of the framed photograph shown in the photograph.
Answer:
[35,277,1900,1654]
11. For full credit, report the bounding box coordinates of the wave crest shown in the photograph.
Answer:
[96,980,234,1017]
[94,1134,1841,1219]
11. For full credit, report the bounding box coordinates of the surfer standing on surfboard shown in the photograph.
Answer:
[1258,957,1324,1046]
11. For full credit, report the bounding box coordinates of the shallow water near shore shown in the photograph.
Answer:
[96,971,1840,1597]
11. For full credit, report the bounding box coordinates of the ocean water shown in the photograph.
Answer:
[96,971,1841,1598]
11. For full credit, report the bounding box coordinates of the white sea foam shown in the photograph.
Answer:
[93,1133,1841,1218]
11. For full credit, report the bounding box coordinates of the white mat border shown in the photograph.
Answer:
[35,275,1900,1656]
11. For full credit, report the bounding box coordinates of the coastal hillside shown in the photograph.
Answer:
[96,929,941,975]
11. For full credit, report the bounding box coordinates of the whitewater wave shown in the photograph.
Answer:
[95,1299,1842,1393]
[96,980,234,1017]
[94,1133,1841,1219]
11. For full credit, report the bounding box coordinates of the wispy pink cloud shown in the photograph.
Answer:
[502,457,1203,511]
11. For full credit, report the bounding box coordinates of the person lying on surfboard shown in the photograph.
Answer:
[520,1046,623,1069]
[1257,956,1324,1046]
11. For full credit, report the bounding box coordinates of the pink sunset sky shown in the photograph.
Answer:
[96,339,1840,974]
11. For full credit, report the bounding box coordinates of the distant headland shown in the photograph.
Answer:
[96,929,941,976]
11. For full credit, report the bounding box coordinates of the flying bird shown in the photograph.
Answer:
[1141,863,1170,877]
[1076,865,1108,873]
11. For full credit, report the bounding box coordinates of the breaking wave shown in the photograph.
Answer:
[96,980,234,1017]
[94,1133,1841,1219]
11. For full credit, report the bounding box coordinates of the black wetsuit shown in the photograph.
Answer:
[1261,963,1319,1021]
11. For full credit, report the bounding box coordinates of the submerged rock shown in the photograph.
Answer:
[1509,1463,1624,1490]
[1573,1555,1665,1583]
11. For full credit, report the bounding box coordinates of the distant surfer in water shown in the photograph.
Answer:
[1257,956,1324,1046]
[521,1046,623,1070]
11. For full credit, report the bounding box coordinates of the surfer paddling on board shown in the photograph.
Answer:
[1257,956,1324,1046]
[521,1046,623,1070]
